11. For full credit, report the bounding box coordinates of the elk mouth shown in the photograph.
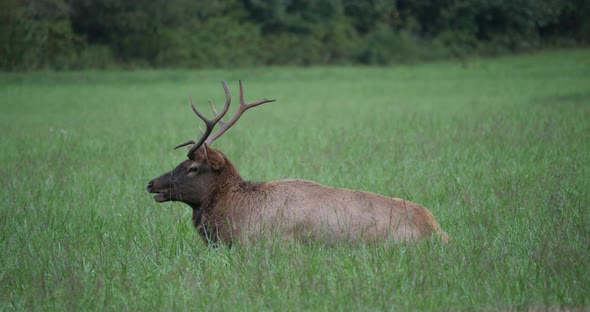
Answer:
[147,180,172,203]
[147,187,171,202]
[153,192,169,203]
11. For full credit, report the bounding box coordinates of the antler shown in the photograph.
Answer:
[174,80,275,158]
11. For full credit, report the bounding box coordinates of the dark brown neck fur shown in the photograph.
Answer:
[190,155,264,245]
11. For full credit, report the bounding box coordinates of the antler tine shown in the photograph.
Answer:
[174,82,232,157]
[208,101,227,127]
[174,139,197,150]
[205,80,275,144]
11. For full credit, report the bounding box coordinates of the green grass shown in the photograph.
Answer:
[1,49,589,310]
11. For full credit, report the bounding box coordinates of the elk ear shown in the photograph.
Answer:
[202,143,225,170]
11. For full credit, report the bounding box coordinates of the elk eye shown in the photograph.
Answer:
[188,166,199,173]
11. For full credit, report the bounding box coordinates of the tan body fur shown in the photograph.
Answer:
[211,178,449,245]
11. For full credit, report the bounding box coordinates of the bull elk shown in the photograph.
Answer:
[147,81,449,246]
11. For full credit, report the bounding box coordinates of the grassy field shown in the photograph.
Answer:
[1,50,589,310]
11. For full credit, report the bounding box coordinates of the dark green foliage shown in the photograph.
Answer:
[1,0,589,70]
[1,0,84,70]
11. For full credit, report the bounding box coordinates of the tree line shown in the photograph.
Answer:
[1,0,588,70]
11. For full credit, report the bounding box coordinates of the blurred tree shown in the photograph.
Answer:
[1,0,82,70]
[70,0,162,64]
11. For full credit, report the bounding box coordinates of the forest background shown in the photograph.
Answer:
[2,0,589,71]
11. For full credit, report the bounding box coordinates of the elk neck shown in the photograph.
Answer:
[195,156,264,213]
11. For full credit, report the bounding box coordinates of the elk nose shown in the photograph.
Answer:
[146,180,154,192]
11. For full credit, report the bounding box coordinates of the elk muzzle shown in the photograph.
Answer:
[146,178,171,203]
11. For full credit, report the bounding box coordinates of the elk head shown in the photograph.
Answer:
[146,81,275,209]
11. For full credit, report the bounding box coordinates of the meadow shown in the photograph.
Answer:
[1,50,589,310]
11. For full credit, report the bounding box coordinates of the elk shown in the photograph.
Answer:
[147,81,449,246]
